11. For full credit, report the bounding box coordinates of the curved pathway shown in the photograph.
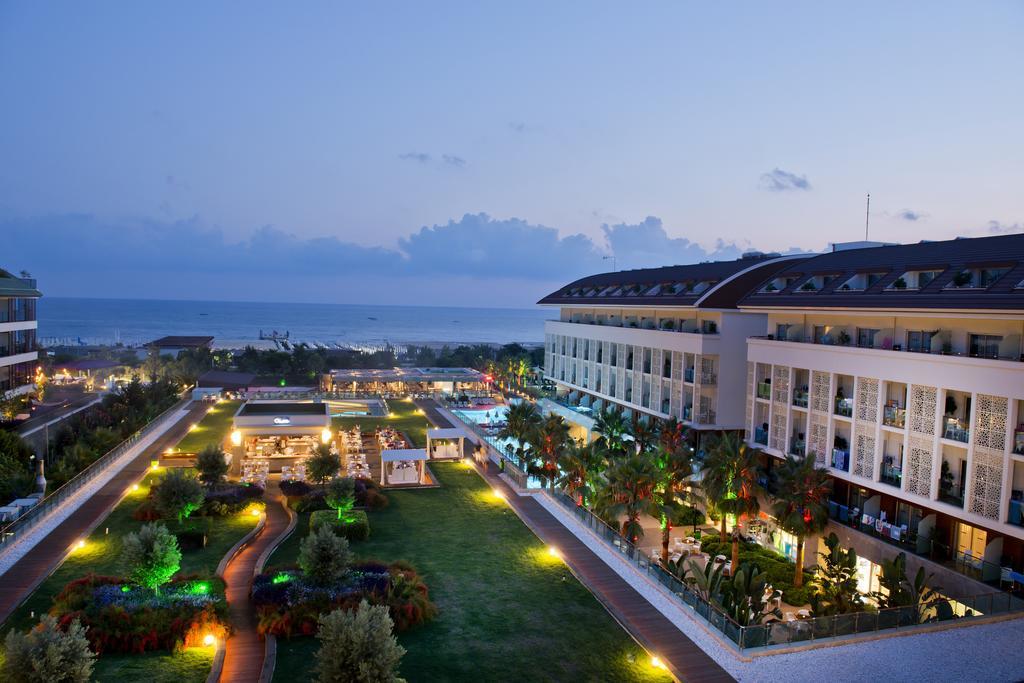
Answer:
[219,482,292,683]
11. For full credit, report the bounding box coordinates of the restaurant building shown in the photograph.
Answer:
[228,400,331,474]
[322,367,488,396]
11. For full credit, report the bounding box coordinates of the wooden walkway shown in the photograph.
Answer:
[219,484,292,683]
[416,398,734,683]
[0,401,206,626]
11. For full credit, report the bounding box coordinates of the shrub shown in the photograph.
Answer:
[122,522,182,595]
[2,615,96,683]
[364,489,390,510]
[280,480,313,497]
[307,445,340,485]
[325,477,356,519]
[195,445,229,487]
[154,469,205,523]
[290,488,329,513]
[314,601,406,683]
[200,483,263,516]
[300,525,353,585]
[311,509,370,542]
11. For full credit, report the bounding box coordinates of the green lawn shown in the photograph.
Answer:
[1,468,258,637]
[172,400,242,453]
[331,397,431,447]
[93,647,215,682]
[267,463,671,683]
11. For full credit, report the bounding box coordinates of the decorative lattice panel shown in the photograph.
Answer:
[856,378,880,423]
[773,366,791,404]
[811,371,832,413]
[905,435,934,498]
[974,394,1008,452]
[969,446,1004,520]
[745,362,755,437]
[651,377,662,413]
[601,365,611,396]
[909,385,938,435]
[672,352,683,381]
[698,394,713,423]
[670,380,681,418]
[616,366,626,399]
[770,409,788,451]
[809,415,829,466]
[852,425,876,479]
[631,363,643,404]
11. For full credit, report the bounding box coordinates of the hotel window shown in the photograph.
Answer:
[775,323,791,340]
[627,349,635,370]
[812,325,827,344]
[662,355,671,378]
[906,330,933,353]
[857,328,879,349]
[596,345,603,363]
[571,339,577,357]
[969,334,1002,359]
[610,346,618,366]
[642,349,652,374]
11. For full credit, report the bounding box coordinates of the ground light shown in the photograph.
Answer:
[651,656,667,670]
[230,429,242,446]
[189,423,198,432]
[491,488,506,502]
[250,507,261,517]
[203,633,216,647]
[75,539,86,550]
[547,545,561,560]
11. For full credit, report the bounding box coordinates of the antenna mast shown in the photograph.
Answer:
[865,193,871,240]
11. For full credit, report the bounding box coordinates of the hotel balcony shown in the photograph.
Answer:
[879,461,902,488]
[684,367,695,382]
[747,336,1024,408]
[754,427,768,446]
[756,381,771,400]
[789,439,806,457]
[545,320,721,358]
[882,405,906,428]
[834,397,853,418]
[831,447,850,472]
[791,389,808,408]
[699,372,717,386]
[943,418,970,444]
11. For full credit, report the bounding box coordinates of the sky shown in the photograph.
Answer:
[1,1,1022,307]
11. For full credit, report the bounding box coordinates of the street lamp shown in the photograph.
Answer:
[602,255,616,271]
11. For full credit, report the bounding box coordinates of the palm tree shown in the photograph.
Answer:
[595,452,659,543]
[527,413,571,489]
[657,417,686,452]
[771,453,833,587]
[498,401,540,464]
[700,432,764,570]
[556,441,604,506]
[630,415,659,454]
[651,441,700,565]
[593,408,631,457]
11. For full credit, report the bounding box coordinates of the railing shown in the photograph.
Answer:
[749,334,1024,364]
[0,395,190,552]
[756,382,771,400]
[832,448,850,471]
[754,428,768,445]
[549,489,1024,651]
[792,390,808,408]
[943,424,970,443]
[834,398,853,417]
[684,368,695,383]
[879,463,902,488]
[883,406,906,428]
[939,488,965,508]
[789,441,806,457]
[700,373,717,386]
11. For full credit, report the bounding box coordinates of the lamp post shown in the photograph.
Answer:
[603,255,616,271]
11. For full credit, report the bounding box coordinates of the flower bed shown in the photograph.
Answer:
[284,479,388,513]
[253,561,436,638]
[310,509,370,542]
[49,574,229,654]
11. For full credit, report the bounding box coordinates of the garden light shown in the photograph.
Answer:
[321,428,332,444]
[131,484,139,492]
[75,539,86,550]
[203,633,216,647]
[250,507,261,517]
[547,546,561,560]
[230,429,242,446]
[651,656,666,670]
[492,488,505,502]
[189,423,198,431]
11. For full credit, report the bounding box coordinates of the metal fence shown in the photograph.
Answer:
[0,396,190,553]
[547,488,1024,651]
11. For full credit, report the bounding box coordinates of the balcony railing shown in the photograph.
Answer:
[883,406,906,428]
[792,390,808,408]
[756,382,771,399]
[832,448,850,471]
[682,405,692,420]
[880,462,902,488]
[939,486,965,508]
[789,441,806,457]
[754,427,768,445]
[943,422,970,443]
[750,334,1024,364]
[1008,498,1023,527]
[835,397,853,417]
[700,373,717,386]
[684,367,695,383]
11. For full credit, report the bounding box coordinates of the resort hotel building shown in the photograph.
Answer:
[0,267,40,399]
[541,233,1024,591]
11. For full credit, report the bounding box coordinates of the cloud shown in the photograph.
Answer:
[895,209,925,221]
[398,152,431,163]
[985,220,1023,235]
[759,168,811,192]
[441,154,466,168]
[600,217,752,269]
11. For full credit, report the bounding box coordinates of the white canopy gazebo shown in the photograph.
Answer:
[380,448,428,486]
[426,427,470,460]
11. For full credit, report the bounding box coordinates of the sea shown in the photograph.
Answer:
[38,298,550,350]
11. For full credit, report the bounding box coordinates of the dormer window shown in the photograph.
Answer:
[760,276,797,293]
[888,269,943,290]
[838,272,886,291]
[797,274,836,292]
[643,283,663,296]
[662,282,688,296]
[947,266,1011,289]
[691,281,713,295]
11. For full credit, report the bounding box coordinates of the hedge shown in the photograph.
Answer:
[310,509,370,542]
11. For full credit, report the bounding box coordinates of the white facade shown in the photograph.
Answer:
[743,310,1024,542]
[543,310,767,430]
[0,317,38,398]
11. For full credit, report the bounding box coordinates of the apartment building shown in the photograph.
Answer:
[738,234,1024,576]
[0,268,41,398]
[538,253,807,437]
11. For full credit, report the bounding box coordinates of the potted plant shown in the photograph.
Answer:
[661,320,675,330]
[800,281,817,291]
[764,283,777,292]
[892,276,907,289]
[706,321,718,334]
[939,460,954,498]
[837,330,852,346]
[952,271,973,287]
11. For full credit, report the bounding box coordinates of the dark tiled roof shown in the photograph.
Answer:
[197,370,257,388]
[739,233,1024,310]
[147,335,215,348]
[537,254,809,308]
[237,402,329,416]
